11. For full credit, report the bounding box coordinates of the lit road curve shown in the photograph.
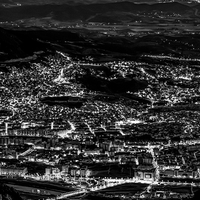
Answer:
[147,143,160,181]
[57,120,76,138]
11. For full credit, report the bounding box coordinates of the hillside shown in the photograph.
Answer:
[0,27,48,61]
[0,183,24,200]
[0,27,83,61]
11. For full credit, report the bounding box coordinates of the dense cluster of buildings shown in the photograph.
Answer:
[0,118,200,189]
[0,166,27,176]
[1,49,200,200]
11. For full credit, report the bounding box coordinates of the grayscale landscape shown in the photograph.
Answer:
[1,0,200,200]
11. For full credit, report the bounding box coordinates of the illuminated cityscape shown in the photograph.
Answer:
[1,0,200,199]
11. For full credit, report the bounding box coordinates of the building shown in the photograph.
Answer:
[134,166,156,181]
[0,137,10,145]
[69,166,92,178]
[0,166,27,176]
[160,169,196,178]
[61,165,69,174]
[80,167,92,177]
[45,167,61,179]
[45,167,52,176]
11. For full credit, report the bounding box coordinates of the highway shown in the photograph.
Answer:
[55,179,137,199]
[56,189,87,199]
[52,177,199,200]
[19,146,35,157]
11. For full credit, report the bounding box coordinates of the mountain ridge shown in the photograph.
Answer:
[0,1,195,22]
[0,0,194,6]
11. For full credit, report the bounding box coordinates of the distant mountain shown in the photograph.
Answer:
[0,2,194,22]
[0,0,174,7]
[0,0,198,6]
[1,24,200,62]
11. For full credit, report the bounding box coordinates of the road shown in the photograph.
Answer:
[54,176,199,200]
[147,143,160,181]
[195,9,200,17]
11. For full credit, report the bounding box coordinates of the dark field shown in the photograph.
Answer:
[0,178,75,199]
[93,183,148,195]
